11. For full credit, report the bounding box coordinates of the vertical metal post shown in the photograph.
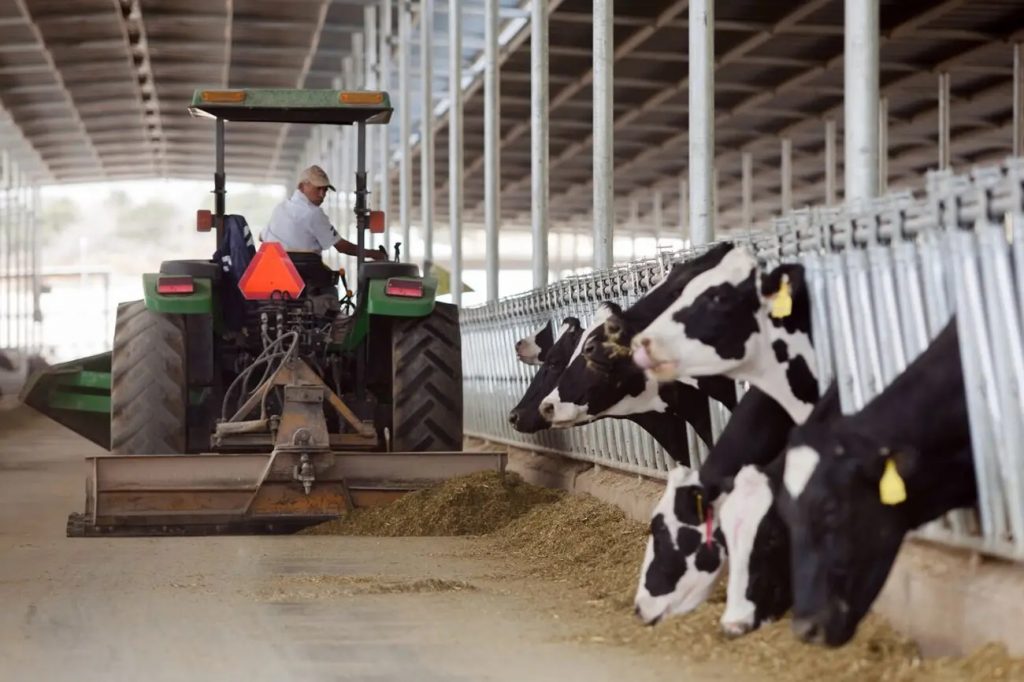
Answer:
[742,151,753,231]
[355,121,368,401]
[844,0,879,203]
[420,0,434,276]
[1015,43,1023,158]
[214,117,226,251]
[532,0,549,288]
[677,174,687,238]
[31,186,39,354]
[379,0,392,249]
[689,0,714,245]
[399,0,413,258]
[878,95,888,194]
[938,71,951,170]
[592,0,614,269]
[449,0,463,304]
[825,118,837,204]
[653,189,663,252]
[484,0,500,301]
[364,5,378,229]
[781,137,792,213]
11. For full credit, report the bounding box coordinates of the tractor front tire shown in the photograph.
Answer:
[110,300,187,454]
[391,302,463,452]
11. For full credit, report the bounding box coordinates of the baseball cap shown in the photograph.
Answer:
[299,165,336,191]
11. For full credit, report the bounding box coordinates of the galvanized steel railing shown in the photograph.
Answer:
[462,158,1024,562]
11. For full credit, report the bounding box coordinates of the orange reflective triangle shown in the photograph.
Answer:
[238,242,306,300]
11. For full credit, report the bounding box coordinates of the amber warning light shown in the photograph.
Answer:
[238,243,305,300]
[385,278,423,298]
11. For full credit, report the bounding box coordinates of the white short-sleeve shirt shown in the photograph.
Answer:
[260,190,340,251]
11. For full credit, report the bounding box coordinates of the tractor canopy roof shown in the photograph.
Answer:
[188,88,392,125]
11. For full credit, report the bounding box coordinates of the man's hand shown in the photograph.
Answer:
[368,246,388,262]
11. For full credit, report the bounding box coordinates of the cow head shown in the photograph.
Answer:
[777,425,922,647]
[539,303,668,427]
[633,247,818,423]
[515,320,555,366]
[508,317,583,433]
[634,466,726,625]
[716,383,841,637]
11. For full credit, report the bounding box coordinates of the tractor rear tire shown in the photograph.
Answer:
[390,302,463,452]
[110,300,187,454]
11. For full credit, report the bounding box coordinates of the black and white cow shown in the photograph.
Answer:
[515,320,555,366]
[778,320,976,647]
[633,244,818,422]
[632,245,823,635]
[635,465,727,623]
[539,244,739,441]
[634,386,796,625]
[508,317,584,433]
[538,303,723,447]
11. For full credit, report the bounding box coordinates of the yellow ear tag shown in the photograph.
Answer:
[879,458,907,506]
[695,493,704,520]
[770,277,793,319]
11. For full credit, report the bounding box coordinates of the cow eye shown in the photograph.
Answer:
[583,340,597,356]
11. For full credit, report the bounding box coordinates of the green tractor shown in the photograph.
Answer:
[23,88,503,536]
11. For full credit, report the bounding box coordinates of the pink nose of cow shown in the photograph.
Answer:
[633,340,654,369]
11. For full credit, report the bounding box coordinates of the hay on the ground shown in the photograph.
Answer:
[301,470,562,536]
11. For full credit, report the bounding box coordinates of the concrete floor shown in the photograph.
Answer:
[0,404,733,682]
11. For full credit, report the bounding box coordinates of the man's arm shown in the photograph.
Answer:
[333,237,386,261]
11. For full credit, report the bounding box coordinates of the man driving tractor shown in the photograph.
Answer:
[261,164,386,260]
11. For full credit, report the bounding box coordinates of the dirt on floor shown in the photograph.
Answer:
[306,471,1024,682]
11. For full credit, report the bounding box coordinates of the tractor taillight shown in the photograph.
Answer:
[385,279,423,298]
[157,275,194,295]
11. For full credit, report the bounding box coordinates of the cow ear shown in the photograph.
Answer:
[762,264,807,319]
[562,316,581,332]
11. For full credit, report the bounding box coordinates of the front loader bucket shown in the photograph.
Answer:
[67,449,507,537]
[21,352,112,450]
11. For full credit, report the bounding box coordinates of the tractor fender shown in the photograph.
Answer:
[365,276,438,318]
[142,272,214,315]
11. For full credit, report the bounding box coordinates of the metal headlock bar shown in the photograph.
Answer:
[462,157,1024,563]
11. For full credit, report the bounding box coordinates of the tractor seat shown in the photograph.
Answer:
[159,260,222,283]
[358,262,419,290]
[286,252,339,289]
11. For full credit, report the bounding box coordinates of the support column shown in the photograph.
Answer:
[484,0,500,300]
[825,118,837,204]
[364,5,378,223]
[878,96,888,194]
[689,0,714,245]
[379,0,392,250]
[844,0,879,203]
[677,174,687,238]
[531,0,549,288]
[449,0,463,305]
[653,189,664,252]
[399,0,413,258]
[741,151,753,231]
[592,0,614,269]
[1015,43,1023,157]
[420,0,434,276]
[781,137,792,213]
[938,71,951,170]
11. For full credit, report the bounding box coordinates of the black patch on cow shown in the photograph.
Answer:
[676,526,702,555]
[694,539,722,573]
[696,375,738,411]
[644,514,689,596]
[786,355,819,405]
[772,340,789,363]
[672,485,705,526]
[534,321,555,362]
[625,243,735,328]
[713,527,727,555]
[745,499,793,628]
[673,272,759,361]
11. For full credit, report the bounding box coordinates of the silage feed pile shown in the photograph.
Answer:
[302,470,1024,681]
[300,471,562,536]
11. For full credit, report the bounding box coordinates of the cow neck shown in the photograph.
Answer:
[844,322,976,526]
[626,410,691,463]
